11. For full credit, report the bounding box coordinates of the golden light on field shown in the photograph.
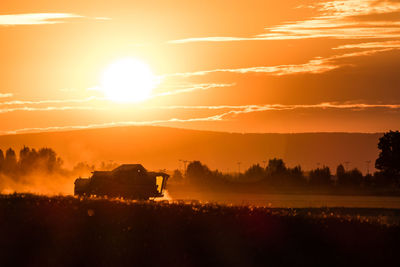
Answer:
[100,58,156,103]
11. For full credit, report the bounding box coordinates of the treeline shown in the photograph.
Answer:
[0,146,118,180]
[0,147,64,179]
[171,130,400,192]
[171,159,396,190]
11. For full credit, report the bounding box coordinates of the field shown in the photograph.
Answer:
[1,194,399,266]
[168,187,400,209]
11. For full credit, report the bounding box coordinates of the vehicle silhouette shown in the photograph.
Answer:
[74,164,169,200]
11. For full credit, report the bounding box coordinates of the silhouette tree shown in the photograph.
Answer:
[375,130,400,185]
[266,158,286,174]
[186,161,211,183]
[37,148,63,172]
[336,164,363,187]
[287,165,305,185]
[4,148,17,174]
[336,164,345,179]
[265,158,287,185]
[348,169,363,186]
[244,164,265,182]
[372,171,391,187]
[171,169,183,182]
[18,146,38,174]
[309,166,332,186]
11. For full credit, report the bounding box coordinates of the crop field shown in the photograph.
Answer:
[0,194,399,266]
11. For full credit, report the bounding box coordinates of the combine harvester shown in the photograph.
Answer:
[74,164,169,200]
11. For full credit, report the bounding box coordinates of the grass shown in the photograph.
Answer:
[0,194,399,266]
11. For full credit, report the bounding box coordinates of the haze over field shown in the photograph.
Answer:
[0,126,381,173]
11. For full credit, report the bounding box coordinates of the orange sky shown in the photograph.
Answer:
[1,0,400,134]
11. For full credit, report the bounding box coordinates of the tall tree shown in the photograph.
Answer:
[244,164,265,182]
[186,161,211,183]
[18,146,38,174]
[336,164,345,179]
[4,148,17,174]
[309,166,332,186]
[375,130,400,185]
[266,158,286,175]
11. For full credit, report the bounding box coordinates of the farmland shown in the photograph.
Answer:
[0,194,399,266]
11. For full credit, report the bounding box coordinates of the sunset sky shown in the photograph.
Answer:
[1,0,400,134]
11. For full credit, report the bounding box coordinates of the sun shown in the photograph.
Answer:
[100,58,156,103]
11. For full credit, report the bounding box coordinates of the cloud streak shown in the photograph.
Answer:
[2,101,400,135]
[1,115,225,135]
[151,102,400,112]
[0,93,13,98]
[333,40,400,49]
[0,13,109,25]
[165,59,339,77]
[146,102,400,126]
[0,13,83,25]
[0,106,105,114]
[2,100,400,115]
[153,83,235,97]
[165,47,398,77]
[169,0,400,43]
[168,36,272,44]
[0,96,101,106]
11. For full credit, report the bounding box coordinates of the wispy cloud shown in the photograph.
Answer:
[1,115,225,135]
[147,102,400,126]
[165,59,338,77]
[0,13,109,26]
[166,0,400,83]
[168,36,270,44]
[150,102,400,112]
[89,83,235,99]
[0,13,83,25]
[0,106,104,114]
[0,96,100,106]
[169,0,400,43]
[4,99,399,115]
[154,83,235,97]
[165,47,397,77]
[0,93,13,98]
[0,83,234,113]
[333,40,400,49]
[2,101,400,135]
[319,0,400,17]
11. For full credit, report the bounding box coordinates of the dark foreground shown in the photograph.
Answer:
[0,194,399,267]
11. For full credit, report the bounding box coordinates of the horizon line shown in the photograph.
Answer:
[0,124,386,137]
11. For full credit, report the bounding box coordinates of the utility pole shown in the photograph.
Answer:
[237,162,241,174]
[365,160,371,175]
[178,159,182,171]
[179,159,189,173]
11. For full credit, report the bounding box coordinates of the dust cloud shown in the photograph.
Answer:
[0,146,117,195]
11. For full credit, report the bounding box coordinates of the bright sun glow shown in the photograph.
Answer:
[100,58,156,103]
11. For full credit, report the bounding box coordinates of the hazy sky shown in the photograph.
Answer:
[1,0,400,134]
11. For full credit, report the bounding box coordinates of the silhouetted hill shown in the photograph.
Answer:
[0,126,382,173]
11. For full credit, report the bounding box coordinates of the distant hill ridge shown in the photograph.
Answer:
[0,126,382,173]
